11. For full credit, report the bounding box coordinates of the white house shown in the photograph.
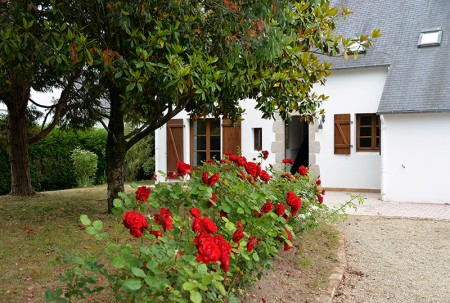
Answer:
[155,0,450,204]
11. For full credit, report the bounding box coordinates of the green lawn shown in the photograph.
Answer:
[0,185,124,302]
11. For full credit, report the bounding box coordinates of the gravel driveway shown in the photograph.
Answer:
[333,216,450,303]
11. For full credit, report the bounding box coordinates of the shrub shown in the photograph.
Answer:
[71,147,98,187]
[45,154,331,303]
[124,130,154,181]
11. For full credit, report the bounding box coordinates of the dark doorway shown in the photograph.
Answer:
[285,117,309,174]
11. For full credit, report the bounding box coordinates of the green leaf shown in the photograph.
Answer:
[111,207,122,215]
[122,278,142,291]
[126,82,136,92]
[85,226,96,235]
[113,199,123,208]
[197,263,208,273]
[190,290,202,303]
[73,266,83,275]
[130,182,138,189]
[131,267,146,278]
[202,274,213,285]
[183,281,196,291]
[80,215,91,226]
[252,252,260,262]
[92,220,103,231]
[212,280,226,296]
[112,257,126,269]
[44,290,56,301]
[237,207,245,214]
[225,222,236,232]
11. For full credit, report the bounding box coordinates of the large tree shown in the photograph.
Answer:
[0,1,92,195]
[62,0,378,212]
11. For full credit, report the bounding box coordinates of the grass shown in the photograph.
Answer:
[0,182,154,303]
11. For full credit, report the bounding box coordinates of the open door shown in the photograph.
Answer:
[285,116,309,174]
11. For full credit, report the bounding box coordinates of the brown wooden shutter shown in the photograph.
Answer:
[334,114,351,154]
[222,119,241,155]
[167,119,184,172]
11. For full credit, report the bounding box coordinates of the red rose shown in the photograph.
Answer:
[232,229,244,243]
[298,165,308,176]
[167,171,178,179]
[245,162,258,179]
[259,170,270,183]
[286,191,302,216]
[194,232,221,264]
[316,179,321,186]
[208,173,220,186]
[176,161,191,176]
[149,230,163,238]
[322,189,326,195]
[224,151,233,156]
[135,186,150,201]
[274,203,285,216]
[247,236,260,252]
[283,227,293,251]
[281,173,292,179]
[219,210,228,218]
[202,217,218,234]
[209,192,218,207]
[192,217,204,233]
[189,207,201,218]
[229,155,238,163]
[283,213,290,222]
[238,170,245,180]
[215,234,231,272]
[262,150,269,160]
[154,207,173,231]
[317,194,324,204]
[123,211,148,238]
[237,156,247,167]
[202,171,210,185]
[261,201,273,214]
[282,158,294,165]
[153,172,157,181]
[236,221,243,228]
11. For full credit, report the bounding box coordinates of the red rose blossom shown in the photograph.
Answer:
[262,150,269,159]
[123,211,148,238]
[189,207,201,218]
[281,173,292,179]
[317,194,324,204]
[247,236,260,252]
[237,156,247,166]
[208,173,220,186]
[232,229,244,243]
[194,232,221,264]
[192,217,204,232]
[176,161,191,176]
[275,203,285,216]
[286,191,302,216]
[283,227,293,251]
[202,217,218,234]
[219,210,228,218]
[202,171,210,184]
[316,179,321,186]
[154,207,173,231]
[167,171,178,179]
[259,170,270,183]
[149,230,163,238]
[209,192,218,207]
[245,162,258,179]
[298,165,308,176]
[135,186,150,201]
[215,234,232,272]
[261,201,273,214]
[236,221,243,228]
[282,158,294,165]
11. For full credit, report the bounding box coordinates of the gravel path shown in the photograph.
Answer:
[333,216,450,303]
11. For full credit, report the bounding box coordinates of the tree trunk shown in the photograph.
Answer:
[105,87,126,213]
[7,83,34,196]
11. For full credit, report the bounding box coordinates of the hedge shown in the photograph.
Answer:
[0,128,107,194]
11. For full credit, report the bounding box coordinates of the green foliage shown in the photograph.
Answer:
[0,128,107,194]
[46,156,334,302]
[71,147,98,187]
[124,127,154,181]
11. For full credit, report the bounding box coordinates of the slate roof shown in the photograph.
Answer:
[323,0,450,114]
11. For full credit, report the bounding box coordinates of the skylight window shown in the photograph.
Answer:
[418,28,442,47]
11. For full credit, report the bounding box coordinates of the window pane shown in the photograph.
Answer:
[210,152,221,160]
[210,136,221,150]
[376,138,380,148]
[360,115,372,126]
[360,127,372,136]
[194,120,206,135]
[195,152,207,166]
[359,138,372,148]
[376,127,380,136]
[210,119,220,135]
[254,128,262,150]
[194,136,207,150]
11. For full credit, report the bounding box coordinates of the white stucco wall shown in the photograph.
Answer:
[314,67,388,190]
[155,99,276,179]
[381,113,450,203]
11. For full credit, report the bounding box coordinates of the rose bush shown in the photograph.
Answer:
[45,154,330,303]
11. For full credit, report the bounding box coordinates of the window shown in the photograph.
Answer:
[356,114,380,152]
[253,128,262,151]
[418,28,442,47]
[191,119,221,167]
